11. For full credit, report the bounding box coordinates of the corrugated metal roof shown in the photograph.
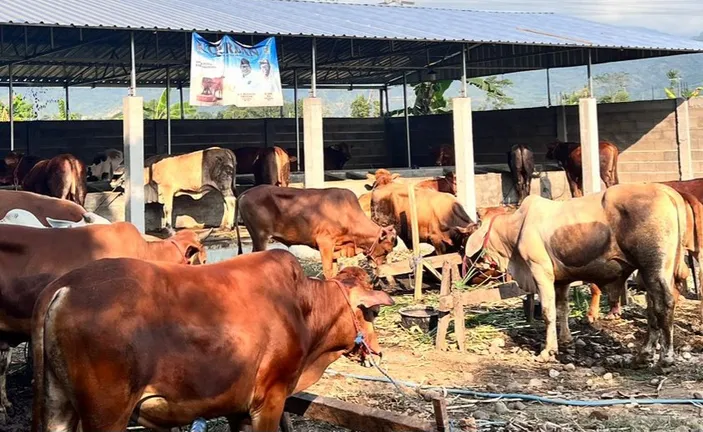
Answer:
[2,0,703,52]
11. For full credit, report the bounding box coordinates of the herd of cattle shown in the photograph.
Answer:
[0,138,702,431]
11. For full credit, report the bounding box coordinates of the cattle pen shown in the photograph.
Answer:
[3,1,703,432]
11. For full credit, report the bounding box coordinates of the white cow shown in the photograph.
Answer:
[0,209,111,228]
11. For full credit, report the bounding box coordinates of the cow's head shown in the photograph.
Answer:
[546,141,570,163]
[334,266,394,365]
[330,143,353,164]
[165,228,213,265]
[364,169,400,191]
[4,151,22,168]
[365,225,397,268]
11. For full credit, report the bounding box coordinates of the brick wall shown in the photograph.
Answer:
[690,98,703,178]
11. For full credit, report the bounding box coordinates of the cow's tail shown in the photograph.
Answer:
[31,285,69,432]
[235,194,243,255]
[686,193,703,318]
[668,191,688,298]
[612,148,620,185]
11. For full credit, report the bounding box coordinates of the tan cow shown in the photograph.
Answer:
[144,147,237,230]
[464,183,687,366]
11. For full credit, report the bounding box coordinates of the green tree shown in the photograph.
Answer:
[350,95,371,118]
[0,94,37,121]
[55,99,82,120]
[664,69,702,100]
[373,100,381,117]
[594,73,631,103]
[471,76,515,110]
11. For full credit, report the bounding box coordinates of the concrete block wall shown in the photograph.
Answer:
[563,99,680,184]
[690,98,703,178]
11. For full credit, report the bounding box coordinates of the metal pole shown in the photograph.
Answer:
[403,72,411,168]
[546,68,552,107]
[460,44,468,97]
[64,85,70,120]
[385,86,390,114]
[129,32,137,96]
[587,49,593,98]
[379,89,384,117]
[179,85,185,119]
[311,38,317,98]
[9,64,14,151]
[166,67,172,154]
[294,70,301,171]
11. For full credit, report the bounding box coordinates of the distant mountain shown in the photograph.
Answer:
[11,38,703,119]
[695,32,703,41]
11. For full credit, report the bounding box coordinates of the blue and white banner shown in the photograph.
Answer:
[189,33,283,107]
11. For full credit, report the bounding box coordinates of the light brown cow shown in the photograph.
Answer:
[236,185,397,279]
[0,222,211,422]
[464,183,687,366]
[31,251,393,431]
[0,190,87,226]
[371,182,473,255]
[144,147,237,230]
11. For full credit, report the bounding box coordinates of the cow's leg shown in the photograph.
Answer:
[158,189,175,229]
[318,239,336,279]
[555,284,572,344]
[221,193,237,230]
[603,282,624,320]
[0,346,11,424]
[640,271,676,366]
[587,283,601,323]
[531,268,558,361]
[250,390,287,432]
[40,366,80,432]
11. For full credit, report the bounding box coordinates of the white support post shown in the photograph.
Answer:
[453,98,477,222]
[676,98,694,181]
[403,72,411,168]
[123,31,145,233]
[123,96,145,233]
[303,97,324,188]
[578,97,600,195]
[294,70,301,171]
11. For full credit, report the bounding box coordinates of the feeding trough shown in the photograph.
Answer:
[399,306,439,333]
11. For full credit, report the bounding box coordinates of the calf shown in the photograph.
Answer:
[31,252,393,431]
[0,222,210,422]
[253,146,296,187]
[371,182,473,255]
[465,183,687,365]
[507,144,535,205]
[21,154,88,206]
[86,148,123,181]
[545,140,619,197]
[431,144,454,166]
[144,147,237,230]
[235,185,397,278]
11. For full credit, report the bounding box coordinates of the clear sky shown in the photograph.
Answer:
[376,0,701,38]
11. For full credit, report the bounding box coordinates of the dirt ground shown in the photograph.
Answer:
[6,248,703,431]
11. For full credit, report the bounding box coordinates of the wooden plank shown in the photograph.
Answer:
[435,261,452,351]
[451,266,466,353]
[432,397,449,432]
[376,253,462,278]
[461,281,523,306]
[408,184,423,301]
[285,392,434,432]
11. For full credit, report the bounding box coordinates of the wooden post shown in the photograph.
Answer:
[408,183,423,301]
[432,397,449,432]
[451,266,466,352]
[435,261,452,351]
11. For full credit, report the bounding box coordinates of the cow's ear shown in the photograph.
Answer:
[391,173,400,180]
[289,156,298,163]
[354,289,395,309]
[464,225,486,259]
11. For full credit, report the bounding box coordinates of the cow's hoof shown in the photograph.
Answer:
[658,355,676,368]
[603,312,621,321]
[537,349,556,363]
[585,313,599,324]
[559,335,573,345]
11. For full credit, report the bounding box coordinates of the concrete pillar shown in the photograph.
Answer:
[676,98,693,181]
[303,97,324,188]
[123,96,146,233]
[452,97,477,222]
[556,104,568,142]
[578,97,600,195]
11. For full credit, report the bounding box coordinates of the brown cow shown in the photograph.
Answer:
[417,172,457,195]
[235,185,397,278]
[253,146,297,187]
[3,152,42,188]
[431,144,454,166]
[371,183,473,255]
[31,251,393,431]
[359,169,401,218]
[508,144,535,205]
[21,154,88,207]
[464,183,687,365]
[0,222,211,423]
[545,140,619,197]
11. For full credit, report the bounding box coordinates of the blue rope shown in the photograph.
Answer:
[189,418,208,432]
[325,370,703,407]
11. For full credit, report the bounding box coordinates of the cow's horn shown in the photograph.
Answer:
[197,228,215,242]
